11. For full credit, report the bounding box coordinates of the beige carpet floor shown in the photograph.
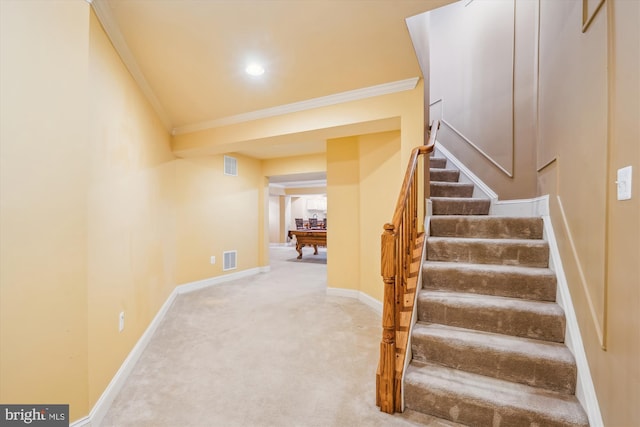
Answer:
[100,246,459,427]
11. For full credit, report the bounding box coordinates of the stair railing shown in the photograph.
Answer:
[376,120,440,414]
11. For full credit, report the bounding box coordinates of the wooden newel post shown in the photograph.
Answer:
[378,223,397,414]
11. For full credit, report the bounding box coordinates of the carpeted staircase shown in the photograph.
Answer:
[403,155,589,426]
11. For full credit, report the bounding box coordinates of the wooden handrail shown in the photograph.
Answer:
[376,120,440,414]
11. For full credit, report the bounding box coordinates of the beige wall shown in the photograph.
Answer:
[0,1,91,419]
[424,1,640,424]
[538,1,640,425]
[428,0,538,200]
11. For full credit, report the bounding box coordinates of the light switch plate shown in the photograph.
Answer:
[616,166,632,201]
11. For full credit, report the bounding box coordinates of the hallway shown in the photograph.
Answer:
[101,246,455,426]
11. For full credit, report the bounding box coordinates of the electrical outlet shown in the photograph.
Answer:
[616,166,632,201]
[119,312,125,332]
[210,256,216,264]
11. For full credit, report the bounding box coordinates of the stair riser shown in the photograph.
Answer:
[432,198,491,215]
[404,382,585,427]
[427,239,549,268]
[417,298,565,342]
[430,183,474,198]
[430,169,460,182]
[411,335,577,394]
[423,265,557,302]
[430,217,544,239]
[430,158,447,168]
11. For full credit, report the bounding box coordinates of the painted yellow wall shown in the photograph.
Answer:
[2,6,270,423]
[268,196,281,243]
[87,10,178,409]
[177,84,424,284]
[327,137,361,291]
[326,131,401,299]
[265,153,328,244]
[0,2,424,423]
[262,153,326,178]
[175,154,263,284]
[285,187,326,196]
[172,81,424,169]
[0,1,91,420]
[357,131,402,301]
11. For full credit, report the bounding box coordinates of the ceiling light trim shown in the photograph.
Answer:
[90,0,173,131]
[172,77,419,135]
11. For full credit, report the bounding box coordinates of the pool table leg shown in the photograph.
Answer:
[296,242,303,259]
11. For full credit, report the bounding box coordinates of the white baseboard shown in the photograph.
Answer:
[490,196,603,426]
[543,214,604,427]
[326,288,382,315]
[492,194,550,217]
[69,416,91,427]
[83,267,267,427]
[434,141,499,203]
[177,266,269,295]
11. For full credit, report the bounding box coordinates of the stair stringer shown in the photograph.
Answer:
[434,141,499,207]
[492,195,604,427]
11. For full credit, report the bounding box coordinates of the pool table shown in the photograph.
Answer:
[287,229,327,259]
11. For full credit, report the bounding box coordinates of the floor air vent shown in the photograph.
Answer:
[224,155,238,176]
[223,250,237,271]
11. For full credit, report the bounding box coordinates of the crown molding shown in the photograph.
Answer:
[90,0,173,131]
[89,1,418,137]
[172,77,420,136]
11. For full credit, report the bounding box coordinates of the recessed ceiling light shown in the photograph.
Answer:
[245,63,265,76]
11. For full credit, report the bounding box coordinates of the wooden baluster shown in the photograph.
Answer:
[378,224,397,413]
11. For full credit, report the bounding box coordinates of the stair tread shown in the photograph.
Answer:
[428,236,547,245]
[418,290,564,316]
[411,322,577,393]
[405,362,589,426]
[431,215,542,221]
[422,261,557,302]
[431,168,459,172]
[427,237,550,267]
[431,181,473,186]
[423,260,555,276]
[431,196,490,201]
[412,322,574,364]
[418,290,565,342]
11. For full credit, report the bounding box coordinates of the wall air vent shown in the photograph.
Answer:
[224,155,238,176]
[223,250,237,271]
